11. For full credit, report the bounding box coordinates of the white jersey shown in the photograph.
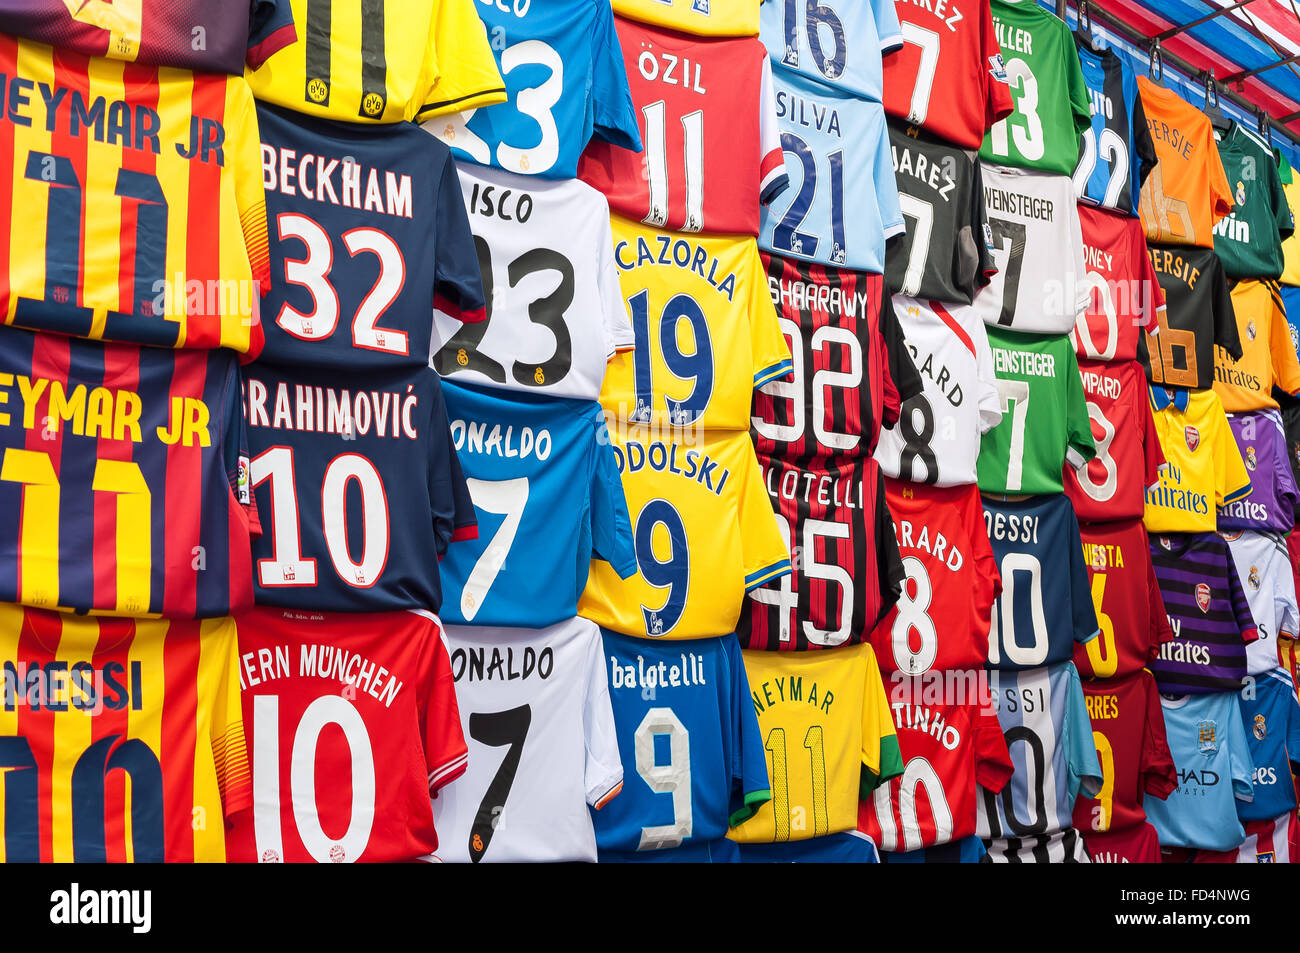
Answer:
[432,164,633,401]
[973,164,1089,334]
[874,296,1002,486]
[431,618,624,863]
[1222,530,1300,677]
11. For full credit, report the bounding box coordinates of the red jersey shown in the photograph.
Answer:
[1084,820,1162,863]
[882,0,1013,150]
[1073,519,1173,679]
[1064,359,1166,522]
[1073,670,1176,839]
[578,17,786,235]
[227,607,467,863]
[1072,204,1166,363]
[860,685,1014,851]
[871,480,1000,675]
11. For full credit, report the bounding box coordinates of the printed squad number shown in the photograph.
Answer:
[1083,573,1118,678]
[642,101,705,232]
[896,393,938,483]
[1076,401,1117,503]
[778,0,848,81]
[899,22,940,125]
[635,499,690,637]
[994,379,1030,492]
[870,756,951,850]
[765,725,829,841]
[1074,271,1118,361]
[1073,126,1130,208]
[772,132,847,265]
[981,725,1049,836]
[1090,730,1115,831]
[986,216,1027,326]
[897,194,934,297]
[1145,311,1198,387]
[459,477,529,621]
[748,511,853,646]
[468,704,532,862]
[628,290,714,426]
[987,551,1049,667]
[891,555,938,674]
[634,708,693,850]
[302,4,389,117]
[753,317,862,453]
[988,58,1044,162]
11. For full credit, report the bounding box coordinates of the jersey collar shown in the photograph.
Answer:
[1149,385,1190,413]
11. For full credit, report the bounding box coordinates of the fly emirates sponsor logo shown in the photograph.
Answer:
[1146,462,1210,517]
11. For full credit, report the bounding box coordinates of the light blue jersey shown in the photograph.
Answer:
[1239,669,1300,822]
[759,0,902,101]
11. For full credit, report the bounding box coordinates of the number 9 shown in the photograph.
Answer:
[635,499,690,637]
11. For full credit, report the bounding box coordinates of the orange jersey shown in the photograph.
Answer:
[1214,280,1300,411]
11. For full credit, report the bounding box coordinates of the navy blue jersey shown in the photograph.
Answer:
[1239,668,1300,821]
[252,102,486,370]
[438,381,636,628]
[243,362,475,613]
[880,834,987,863]
[983,494,1099,671]
[1072,41,1156,217]
[740,830,880,863]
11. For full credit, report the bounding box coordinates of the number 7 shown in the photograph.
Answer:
[996,379,1030,492]
[459,477,530,622]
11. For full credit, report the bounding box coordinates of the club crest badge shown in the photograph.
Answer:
[1198,719,1218,754]
[1185,426,1200,452]
[1236,180,1247,205]
[1249,565,1261,590]
[1254,713,1267,741]
[1247,319,1257,341]
[1246,445,1257,470]
[1195,582,1211,612]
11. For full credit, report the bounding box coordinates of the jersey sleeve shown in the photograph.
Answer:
[432,159,487,323]
[727,637,773,826]
[590,0,643,153]
[981,9,1014,130]
[873,470,906,616]
[748,247,795,389]
[975,703,1015,792]
[875,115,905,241]
[588,414,638,578]
[231,83,272,299]
[1271,150,1296,241]
[1227,706,1255,801]
[738,450,792,591]
[1063,667,1104,801]
[970,160,997,291]
[1225,545,1260,644]
[423,626,469,794]
[1141,387,1167,489]
[859,645,905,796]
[1212,262,1243,361]
[1063,348,1098,469]
[415,0,507,120]
[974,320,1003,434]
[224,360,261,538]
[209,622,253,820]
[1213,403,1252,506]
[1136,235,1167,336]
[1270,285,1300,397]
[583,627,625,810]
[1146,546,1175,658]
[1284,683,1300,768]
[875,0,904,53]
[1132,90,1159,194]
[971,494,1003,621]
[883,289,924,406]
[1065,49,1092,160]
[1139,670,1178,800]
[247,0,298,71]
[1068,508,1101,644]
[1277,554,1299,639]
[1067,202,1090,318]
[598,209,636,358]
[429,387,479,553]
[758,56,791,205]
[1206,127,1236,227]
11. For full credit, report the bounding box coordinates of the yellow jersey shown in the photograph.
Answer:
[728,642,902,844]
[612,0,759,37]
[1214,280,1300,411]
[1278,153,1300,285]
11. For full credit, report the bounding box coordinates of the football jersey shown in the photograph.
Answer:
[253,104,485,371]
[1072,41,1156,216]
[0,36,269,352]
[0,0,296,73]
[1223,530,1299,676]
[760,0,901,99]
[600,218,791,431]
[1219,411,1299,533]
[1239,668,1300,821]
[1140,244,1239,390]
[977,662,1103,846]
[1084,821,1161,863]
[0,327,257,618]
[728,643,903,844]
[1137,76,1234,248]
[882,0,1013,150]
[1148,531,1258,694]
[593,631,770,857]
[740,829,880,862]
[1145,691,1253,851]
[887,121,996,304]
[983,826,1091,862]
[427,0,640,181]
[878,834,989,863]
[226,607,466,864]
[438,381,636,629]
[1214,280,1300,411]
[578,426,791,640]
[739,454,902,652]
[242,362,475,613]
[1279,152,1300,285]
[1213,124,1294,279]
[432,165,632,402]
[246,0,506,123]
[577,19,784,235]
[613,0,759,37]
[1144,386,1250,534]
[754,256,920,463]
[1169,812,1294,863]
[977,326,1095,496]
[874,297,1002,487]
[1073,520,1173,680]
[860,685,1014,852]
[432,619,623,863]
[1072,670,1176,837]
[1071,204,1165,363]
[979,0,1090,176]
[1063,359,1165,522]
[871,481,1000,676]
[759,65,903,273]
[0,606,249,862]
[982,495,1099,671]
[972,164,1089,333]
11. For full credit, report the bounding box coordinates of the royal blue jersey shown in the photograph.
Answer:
[593,631,770,859]
[759,64,902,272]
[1239,668,1300,821]
[243,362,476,613]
[983,494,1099,671]
[759,0,902,101]
[253,102,486,370]
[426,0,641,180]
[438,382,636,628]
[740,830,880,862]
[1072,41,1156,217]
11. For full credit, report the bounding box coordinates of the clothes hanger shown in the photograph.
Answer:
[1258,106,1273,146]
[1148,38,1164,85]
[1073,0,1104,52]
[1203,71,1233,135]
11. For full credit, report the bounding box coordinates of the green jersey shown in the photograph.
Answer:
[980,0,1091,176]
[977,327,1096,494]
[1213,123,1294,279]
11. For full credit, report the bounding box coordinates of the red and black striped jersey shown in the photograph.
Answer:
[737,452,903,652]
[753,253,920,464]
[0,326,258,618]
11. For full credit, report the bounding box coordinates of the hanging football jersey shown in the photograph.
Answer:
[1218,410,1299,533]
[1214,280,1300,411]
[432,618,623,863]
[613,0,760,37]
[1084,821,1162,863]
[1071,204,1165,364]
[760,0,901,100]
[1278,151,1300,285]
[437,381,636,629]
[874,297,1002,488]
[972,164,1090,334]
[887,121,996,304]
[1213,123,1294,279]
[1222,530,1299,676]
[982,495,1099,672]
[740,830,880,862]
[427,0,641,180]
[980,0,1091,176]
[432,165,633,402]
[1237,669,1300,821]
[577,17,785,235]
[1140,245,1240,390]
[759,64,903,273]
[1072,40,1156,216]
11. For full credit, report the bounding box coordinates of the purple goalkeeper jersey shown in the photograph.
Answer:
[1148,533,1259,694]
[1217,410,1299,533]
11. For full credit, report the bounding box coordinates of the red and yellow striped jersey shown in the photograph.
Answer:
[0,35,270,352]
[0,606,251,862]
